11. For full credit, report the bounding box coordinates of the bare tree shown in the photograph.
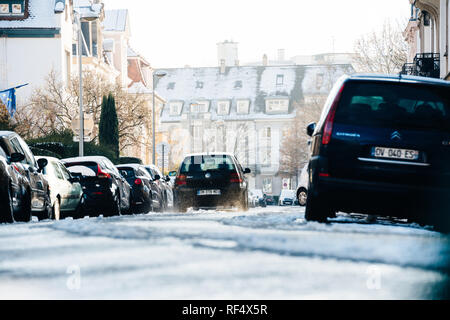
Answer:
[17,70,148,152]
[353,19,408,74]
[279,98,325,181]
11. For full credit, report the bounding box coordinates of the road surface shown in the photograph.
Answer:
[0,206,449,299]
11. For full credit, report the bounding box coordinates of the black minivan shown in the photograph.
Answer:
[305,74,450,229]
[174,153,251,212]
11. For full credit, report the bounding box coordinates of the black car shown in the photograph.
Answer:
[62,156,132,217]
[117,164,154,214]
[143,164,171,211]
[0,131,50,222]
[173,153,251,212]
[305,74,450,230]
[0,143,29,223]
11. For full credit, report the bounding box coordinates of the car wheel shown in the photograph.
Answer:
[52,197,61,220]
[15,189,32,222]
[72,198,85,219]
[297,188,308,207]
[0,185,15,223]
[111,194,121,216]
[305,192,331,223]
[241,193,249,212]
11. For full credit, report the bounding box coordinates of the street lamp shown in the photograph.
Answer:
[152,71,167,165]
[74,10,100,157]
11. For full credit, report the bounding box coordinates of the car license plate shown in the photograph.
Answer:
[373,147,419,160]
[197,189,221,196]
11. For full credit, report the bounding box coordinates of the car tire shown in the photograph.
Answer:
[0,185,15,223]
[305,192,331,223]
[111,194,121,217]
[72,198,85,219]
[297,188,308,207]
[241,192,249,212]
[15,189,32,223]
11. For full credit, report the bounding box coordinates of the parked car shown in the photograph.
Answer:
[296,164,308,206]
[0,143,30,223]
[36,156,85,220]
[0,131,50,221]
[143,164,172,211]
[305,74,450,230]
[62,156,132,217]
[173,153,251,212]
[251,189,266,207]
[279,189,296,206]
[116,164,155,214]
[264,195,275,206]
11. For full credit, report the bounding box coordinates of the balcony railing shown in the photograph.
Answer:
[401,53,440,78]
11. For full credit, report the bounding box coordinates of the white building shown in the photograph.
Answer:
[155,62,353,196]
[403,0,450,79]
[0,0,74,102]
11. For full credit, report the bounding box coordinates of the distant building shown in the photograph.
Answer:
[155,62,354,195]
[403,0,450,79]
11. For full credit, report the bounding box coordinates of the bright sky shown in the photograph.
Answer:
[104,0,410,68]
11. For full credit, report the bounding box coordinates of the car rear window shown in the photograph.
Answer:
[64,161,99,174]
[180,155,236,173]
[118,167,136,179]
[334,81,450,132]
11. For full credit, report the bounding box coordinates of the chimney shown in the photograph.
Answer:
[262,54,268,66]
[220,59,226,74]
[278,49,285,62]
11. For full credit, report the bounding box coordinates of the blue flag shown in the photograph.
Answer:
[0,84,28,118]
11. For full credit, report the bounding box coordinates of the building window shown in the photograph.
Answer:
[276,74,284,85]
[169,102,183,116]
[167,82,175,90]
[262,177,273,194]
[261,127,271,166]
[65,50,71,87]
[196,81,203,89]
[0,0,26,19]
[237,100,250,114]
[316,73,324,90]
[191,101,209,113]
[265,99,289,113]
[234,80,242,88]
[217,100,230,115]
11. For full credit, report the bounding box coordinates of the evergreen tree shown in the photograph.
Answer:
[99,93,119,158]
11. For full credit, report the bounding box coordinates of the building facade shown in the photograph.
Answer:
[403,0,450,79]
[155,62,353,196]
[0,0,74,101]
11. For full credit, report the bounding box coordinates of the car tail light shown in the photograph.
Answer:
[176,174,186,186]
[97,165,111,179]
[319,173,330,178]
[134,178,142,185]
[230,172,242,183]
[322,84,345,145]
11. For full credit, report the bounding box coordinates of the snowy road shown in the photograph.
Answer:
[1,206,449,299]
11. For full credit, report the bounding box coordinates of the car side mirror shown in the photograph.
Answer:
[244,168,251,174]
[69,176,81,183]
[154,174,161,181]
[9,152,25,163]
[37,158,48,170]
[306,122,316,137]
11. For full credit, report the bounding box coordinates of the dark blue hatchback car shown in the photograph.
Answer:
[305,74,450,230]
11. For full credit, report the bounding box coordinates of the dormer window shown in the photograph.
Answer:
[276,74,284,85]
[0,1,26,19]
[237,100,250,114]
[234,80,242,89]
[191,101,209,113]
[167,82,175,90]
[265,98,289,114]
[196,81,204,89]
[217,100,230,115]
[169,101,183,116]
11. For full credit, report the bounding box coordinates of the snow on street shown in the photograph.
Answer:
[0,206,449,299]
